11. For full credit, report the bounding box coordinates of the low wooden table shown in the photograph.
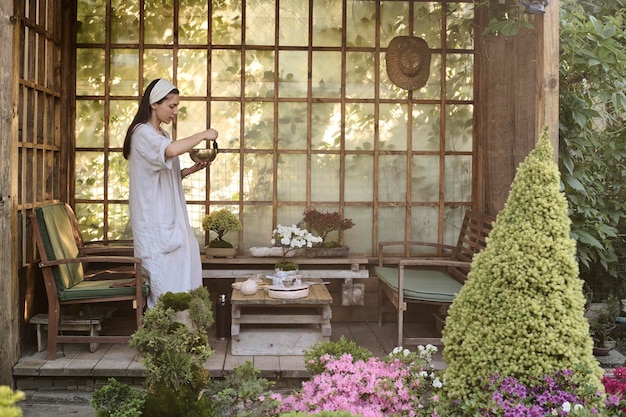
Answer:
[230,278,333,355]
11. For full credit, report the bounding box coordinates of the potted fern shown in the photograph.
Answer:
[202,208,242,258]
[300,209,355,257]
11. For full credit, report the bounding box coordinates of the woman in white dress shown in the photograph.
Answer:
[123,78,218,308]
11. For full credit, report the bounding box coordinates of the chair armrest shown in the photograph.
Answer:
[377,241,457,266]
[79,246,134,256]
[398,259,471,269]
[39,255,140,267]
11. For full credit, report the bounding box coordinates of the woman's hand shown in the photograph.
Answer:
[205,128,218,141]
[182,161,209,178]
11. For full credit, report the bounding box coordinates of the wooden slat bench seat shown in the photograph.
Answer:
[375,210,495,348]
[30,314,104,353]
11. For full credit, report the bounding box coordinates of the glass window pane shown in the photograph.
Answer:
[107,152,129,200]
[77,0,106,43]
[412,104,440,152]
[311,103,341,150]
[75,203,105,242]
[312,51,341,98]
[446,2,474,50]
[346,52,375,99]
[414,2,442,48]
[380,1,408,46]
[345,103,374,151]
[346,0,376,48]
[144,0,174,44]
[76,49,106,96]
[243,153,273,201]
[379,103,407,151]
[209,153,240,201]
[345,155,373,201]
[278,102,307,150]
[178,50,208,95]
[211,0,242,45]
[211,101,241,150]
[187,204,206,246]
[278,51,308,98]
[410,206,440,245]
[177,100,207,139]
[277,206,307,228]
[111,0,139,43]
[411,155,439,202]
[313,0,342,46]
[110,100,137,148]
[179,0,208,44]
[445,155,471,202]
[244,102,274,149]
[312,154,339,201]
[445,104,473,152]
[76,100,104,148]
[378,206,406,242]
[243,206,272,249]
[245,50,275,97]
[108,203,132,240]
[344,207,372,253]
[279,0,308,46]
[447,53,473,100]
[75,152,105,199]
[211,50,242,97]
[110,49,139,95]
[443,206,467,246]
[143,50,173,86]
[245,0,276,45]
[379,155,406,202]
[277,154,306,201]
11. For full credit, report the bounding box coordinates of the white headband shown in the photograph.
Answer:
[149,79,177,104]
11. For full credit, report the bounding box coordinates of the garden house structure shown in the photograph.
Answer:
[0,0,559,384]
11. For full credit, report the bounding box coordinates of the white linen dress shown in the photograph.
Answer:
[128,123,203,308]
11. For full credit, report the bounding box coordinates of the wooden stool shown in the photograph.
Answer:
[30,314,104,353]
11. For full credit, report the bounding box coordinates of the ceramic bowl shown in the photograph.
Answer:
[189,148,218,163]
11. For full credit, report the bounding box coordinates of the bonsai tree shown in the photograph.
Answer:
[202,208,242,248]
[442,129,604,404]
[300,209,355,248]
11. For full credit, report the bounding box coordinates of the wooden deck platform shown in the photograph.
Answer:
[12,320,445,390]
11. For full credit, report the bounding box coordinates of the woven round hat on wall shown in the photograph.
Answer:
[385,36,431,90]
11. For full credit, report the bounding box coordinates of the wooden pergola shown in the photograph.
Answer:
[0,0,559,385]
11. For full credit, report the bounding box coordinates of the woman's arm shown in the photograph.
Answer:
[165,128,218,159]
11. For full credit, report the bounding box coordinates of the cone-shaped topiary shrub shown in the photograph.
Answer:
[442,128,604,402]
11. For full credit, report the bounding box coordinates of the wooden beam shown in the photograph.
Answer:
[0,0,20,386]
[536,0,560,158]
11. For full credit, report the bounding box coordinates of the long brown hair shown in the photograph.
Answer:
[122,79,179,159]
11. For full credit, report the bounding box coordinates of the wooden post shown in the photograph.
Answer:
[0,0,20,385]
[536,0,560,159]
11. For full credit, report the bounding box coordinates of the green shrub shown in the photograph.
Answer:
[0,386,25,417]
[442,129,604,404]
[90,378,145,417]
[202,208,242,248]
[204,361,280,417]
[303,336,373,375]
[142,385,213,417]
[160,291,192,311]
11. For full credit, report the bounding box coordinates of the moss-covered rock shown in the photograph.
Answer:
[442,129,604,401]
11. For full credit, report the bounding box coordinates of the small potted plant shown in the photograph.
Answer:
[300,209,355,257]
[202,208,242,258]
[590,295,620,356]
[271,224,321,271]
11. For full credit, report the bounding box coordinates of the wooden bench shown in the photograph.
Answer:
[30,314,104,353]
[374,210,495,348]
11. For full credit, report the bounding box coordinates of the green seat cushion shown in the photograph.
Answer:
[374,266,462,303]
[35,203,84,295]
[60,278,150,301]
